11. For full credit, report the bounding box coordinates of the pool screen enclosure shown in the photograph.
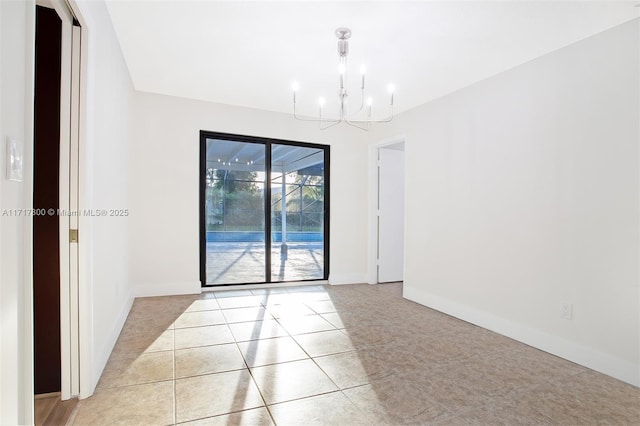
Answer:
[200,131,330,286]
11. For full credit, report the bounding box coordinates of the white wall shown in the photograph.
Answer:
[130,92,370,295]
[371,19,639,386]
[0,0,35,423]
[73,0,137,397]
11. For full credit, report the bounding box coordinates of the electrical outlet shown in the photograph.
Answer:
[561,303,573,320]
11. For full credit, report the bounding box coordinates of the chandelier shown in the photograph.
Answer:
[292,27,395,131]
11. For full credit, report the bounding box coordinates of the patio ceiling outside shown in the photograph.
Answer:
[205,138,324,174]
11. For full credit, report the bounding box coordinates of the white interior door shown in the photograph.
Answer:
[53,0,80,399]
[377,146,405,283]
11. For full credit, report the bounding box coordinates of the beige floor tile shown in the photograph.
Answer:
[112,329,174,355]
[96,350,174,390]
[251,359,338,404]
[277,314,335,335]
[264,303,316,318]
[339,325,392,348]
[409,367,499,413]
[178,407,274,425]
[175,324,234,349]
[91,283,639,426]
[293,329,355,357]
[185,298,220,312]
[229,319,289,342]
[222,306,273,323]
[216,296,262,309]
[72,381,173,426]
[175,370,264,423]
[319,313,346,329]
[314,350,396,389]
[516,372,640,424]
[213,289,254,298]
[290,291,332,303]
[250,287,288,296]
[305,300,337,314]
[343,381,451,424]
[236,336,308,367]
[287,285,327,293]
[174,310,226,328]
[258,293,299,306]
[120,311,177,335]
[175,344,246,378]
[269,391,372,426]
[286,286,328,298]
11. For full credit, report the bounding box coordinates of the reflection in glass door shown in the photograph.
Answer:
[203,139,266,284]
[201,132,329,286]
[271,144,325,281]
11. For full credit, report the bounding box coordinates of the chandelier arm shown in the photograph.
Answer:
[342,108,394,125]
[344,119,371,131]
[294,103,336,122]
[319,119,342,130]
[346,88,365,119]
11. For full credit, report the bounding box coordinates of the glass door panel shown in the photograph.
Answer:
[271,144,325,281]
[204,139,266,284]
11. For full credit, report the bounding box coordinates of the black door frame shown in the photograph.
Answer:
[199,130,330,287]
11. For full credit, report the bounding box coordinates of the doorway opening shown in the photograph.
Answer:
[200,132,330,286]
[33,0,83,418]
[33,4,62,396]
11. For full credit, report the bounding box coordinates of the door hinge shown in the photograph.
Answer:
[70,229,79,243]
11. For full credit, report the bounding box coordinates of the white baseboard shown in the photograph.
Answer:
[403,285,640,387]
[132,281,202,297]
[329,273,367,285]
[91,291,134,394]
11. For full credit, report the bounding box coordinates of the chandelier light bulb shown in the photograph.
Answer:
[292,81,299,92]
[360,64,366,75]
[318,97,326,107]
[388,83,396,94]
[338,63,346,75]
[367,97,373,106]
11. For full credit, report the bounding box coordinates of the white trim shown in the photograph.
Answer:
[55,0,74,400]
[68,23,82,398]
[132,281,202,298]
[368,134,406,284]
[404,285,640,387]
[64,0,93,400]
[58,15,72,401]
[91,292,133,397]
[21,1,36,423]
[201,280,329,292]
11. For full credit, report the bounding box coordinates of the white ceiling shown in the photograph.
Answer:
[105,1,639,119]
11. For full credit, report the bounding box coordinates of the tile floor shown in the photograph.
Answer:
[72,283,639,425]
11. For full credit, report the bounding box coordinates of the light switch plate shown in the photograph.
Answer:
[7,137,23,182]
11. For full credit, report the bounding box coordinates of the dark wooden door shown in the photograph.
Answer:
[33,5,62,395]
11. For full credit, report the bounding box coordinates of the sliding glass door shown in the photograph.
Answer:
[200,132,329,286]
[271,144,325,281]
[203,139,267,285]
